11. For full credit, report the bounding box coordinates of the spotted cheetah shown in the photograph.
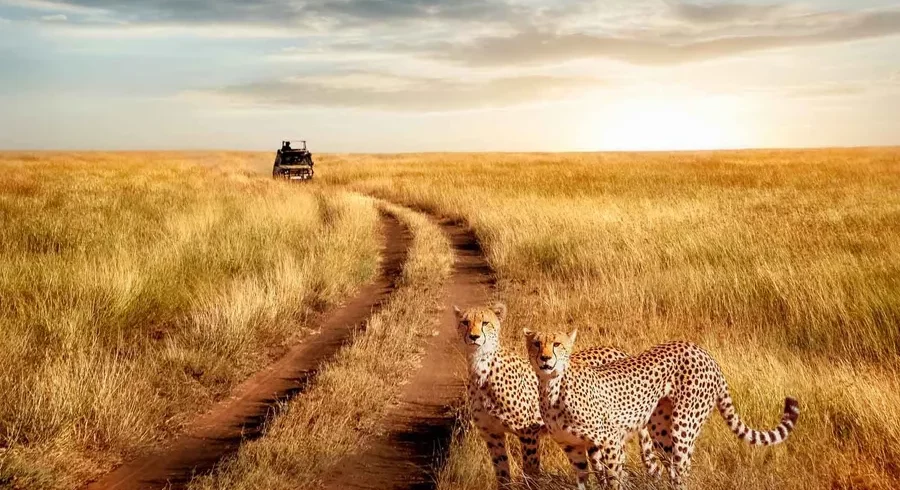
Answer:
[454,303,666,487]
[524,330,800,489]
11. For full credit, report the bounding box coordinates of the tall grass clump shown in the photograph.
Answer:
[0,153,379,489]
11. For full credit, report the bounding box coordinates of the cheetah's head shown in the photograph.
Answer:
[453,302,507,354]
[523,329,577,379]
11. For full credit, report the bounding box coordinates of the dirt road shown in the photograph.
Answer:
[320,218,494,490]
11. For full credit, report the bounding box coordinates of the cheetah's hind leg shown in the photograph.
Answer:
[668,399,714,490]
[638,427,662,479]
[649,397,675,463]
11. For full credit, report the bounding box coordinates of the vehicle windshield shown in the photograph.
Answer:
[281,153,310,165]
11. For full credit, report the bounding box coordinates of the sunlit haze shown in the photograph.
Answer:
[1,0,899,151]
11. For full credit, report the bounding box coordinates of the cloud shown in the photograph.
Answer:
[432,9,900,66]
[43,22,301,38]
[669,2,787,24]
[40,13,67,21]
[14,0,900,68]
[784,83,868,98]
[313,0,517,23]
[0,0,107,15]
[10,0,900,70]
[784,78,900,99]
[212,72,603,111]
[6,0,522,27]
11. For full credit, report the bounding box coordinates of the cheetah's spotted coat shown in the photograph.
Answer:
[525,330,800,490]
[454,304,666,487]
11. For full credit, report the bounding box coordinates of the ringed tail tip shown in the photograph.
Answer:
[784,397,800,422]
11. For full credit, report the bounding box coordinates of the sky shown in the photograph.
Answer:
[0,0,898,151]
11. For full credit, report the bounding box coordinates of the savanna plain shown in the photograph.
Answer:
[0,148,898,490]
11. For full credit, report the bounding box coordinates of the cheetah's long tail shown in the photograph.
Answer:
[716,393,799,446]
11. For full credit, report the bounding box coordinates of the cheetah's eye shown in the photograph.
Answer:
[481,321,490,328]
[460,320,469,327]
[553,342,562,348]
[532,341,541,348]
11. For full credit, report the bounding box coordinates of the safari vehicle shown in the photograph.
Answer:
[272,140,314,181]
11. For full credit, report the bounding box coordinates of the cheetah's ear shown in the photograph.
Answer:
[523,328,535,339]
[452,305,462,320]
[567,329,578,346]
[492,302,508,323]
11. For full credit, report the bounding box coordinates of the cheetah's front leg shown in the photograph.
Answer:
[588,440,626,490]
[481,429,511,487]
[562,444,590,490]
[519,428,542,478]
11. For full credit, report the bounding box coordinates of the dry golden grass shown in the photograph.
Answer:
[3,149,899,490]
[314,148,900,490]
[0,153,380,489]
[188,199,453,490]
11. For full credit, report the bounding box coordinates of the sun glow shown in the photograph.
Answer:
[575,94,747,151]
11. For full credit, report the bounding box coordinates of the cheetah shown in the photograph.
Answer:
[524,330,800,490]
[454,303,666,487]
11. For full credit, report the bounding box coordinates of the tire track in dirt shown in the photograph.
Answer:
[84,211,411,490]
[321,217,495,490]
